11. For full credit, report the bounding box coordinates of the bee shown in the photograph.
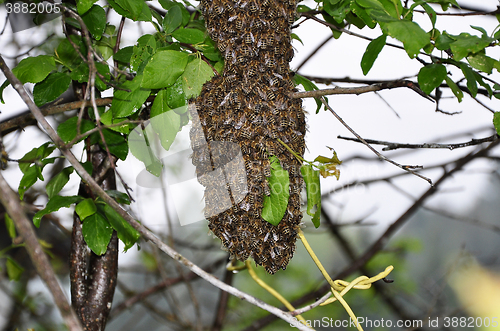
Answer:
[244,32,255,44]
[240,127,253,139]
[239,45,251,57]
[251,19,263,31]
[262,0,270,7]
[269,76,279,86]
[257,38,267,49]
[237,55,247,63]
[268,8,277,19]
[247,66,257,77]
[263,182,270,196]
[266,90,276,101]
[270,20,278,31]
[252,208,261,219]
[215,5,224,15]
[248,1,258,13]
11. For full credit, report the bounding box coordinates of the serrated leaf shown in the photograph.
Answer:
[151,89,180,151]
[111,75,151,118]
[142,50,189,89]
[383,20,429,58]
[163,5,182,34]
[57,117,95,143]
[46,166,74,198]
[445,76,463,102]
[75,198,97,220]
[6,257,24,281]
[82,213,113,255]
[493,112,500,136]
[12,55,56,84]
[33,72,72,106]
[417,63,447,95]
[361,34,386,75]
[181,57,214,99]
[262,156,290,226]
[33,195,83,227]
[300,164,321,228]
[81,5,106,40]
[103,204,139,251]
[5,213,16,239]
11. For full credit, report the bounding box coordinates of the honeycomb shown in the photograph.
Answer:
[191,0,305,274]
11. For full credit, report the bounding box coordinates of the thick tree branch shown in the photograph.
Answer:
[291,79,434,102]
[0,171,83,331]
[0,54,313,331]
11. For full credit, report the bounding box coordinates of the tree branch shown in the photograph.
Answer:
[338,134,499,151]
[291,79,434,102]
[321,97,433,185]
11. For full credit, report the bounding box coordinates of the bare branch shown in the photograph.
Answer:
[338,134,499,151]
[321,97,433,185]
[291,79,434,102]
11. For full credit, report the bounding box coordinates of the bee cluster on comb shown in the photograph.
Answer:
[190,0,306,274]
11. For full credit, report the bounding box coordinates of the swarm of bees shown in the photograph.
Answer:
[191,0,305,274]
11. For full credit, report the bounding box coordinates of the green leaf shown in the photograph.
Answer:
[445,76,463,102]
[142,50,189,89]
[82,213,113,255]
[180,57,214,99]
[435,31,455,50]
[131,35,157,72]
[0,79,9,104]
[46,166,74,198]
[467,53,496,74]
[5,213,16,239]
[361,34,386,75]
[82,5,106,40]
[105,190,131,205]
[114,46,134,64]
[12,55,56,84]
[450,33,492,61]
[103,204,140,251]
[459,63,478,97]
[166,79,186,109]
[18,142,56,174]
[291,33,304,45]
[493,112,500,136]
[90,129,129,161]
[115,0,143,20]
[55,36,86,70]
[76,0,98,14]
[151,89,180,151]
[33,72,72,106]
[262,156,290,226]
[75,198,97,220]
[383,20,429,58]
[6,257,24,281]
[163,5,182,34]
[128,124,163,176]
[324,0,351,23]
[300,164,321,228]
[351,2,377,29]
[417,63,447,95]
[57,117,95,143]
[293,74,323,113]
[111,75,151,118]
[33,195,83,227]
[18,166,39,200]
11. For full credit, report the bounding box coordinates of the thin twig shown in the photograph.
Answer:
[321,97,433,185]
[337,134,498,151]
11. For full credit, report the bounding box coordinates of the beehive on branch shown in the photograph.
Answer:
[191,0,306,274]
